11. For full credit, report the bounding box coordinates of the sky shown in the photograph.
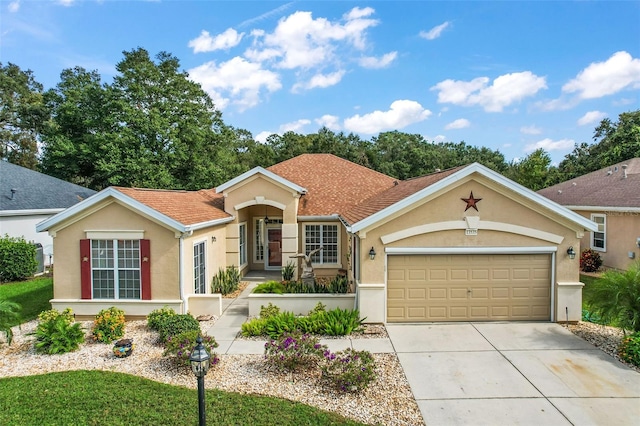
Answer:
[1,1,639,164]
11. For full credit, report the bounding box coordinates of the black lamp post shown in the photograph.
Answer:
[190,336,211,426]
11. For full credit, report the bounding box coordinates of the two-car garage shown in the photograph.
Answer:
[387,252,552,322]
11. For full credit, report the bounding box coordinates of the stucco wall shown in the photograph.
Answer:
[575,210,640,270]
[182,226,227,295]
[51,201,180,300]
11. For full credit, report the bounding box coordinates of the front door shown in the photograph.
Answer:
[266,228,282,269]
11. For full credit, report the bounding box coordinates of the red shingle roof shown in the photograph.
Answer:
[267,154,397,217]
[114,187,229,226]
[538,158,640,208]
[341,166,465,224]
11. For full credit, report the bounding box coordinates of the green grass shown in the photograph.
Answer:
[0,277,53,326]
[0,370,367,426]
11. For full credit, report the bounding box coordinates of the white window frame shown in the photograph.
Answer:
[304,223,340,266]
[590,214,606,252]
[254,218,264,263]
[91,239,141,300]
[239,222,248,267]
[193,240,206,294]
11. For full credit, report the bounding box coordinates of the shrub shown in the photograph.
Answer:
[164,330,220,367]
[281,261,296,281]
[322,308,364,336]
[308,302,326,316]
[38,307,74,326]
[265,311,297,339]
[147,306,176,331]
[0,300,21,345]
[241,318,268,337]
[328,275,349,294]
[211,265,240,295]
[264,332,327,374]
[581,309,603,324]
[158,314,200,343]
[92,307,126,343]
[584,262,640,332]
[253,281,286,294]
[259,302,281,319]
[619,332,640,367]
[0,235,38,282]
[580,249,603,272]
[32,315,85,354]
[321,348,376,392]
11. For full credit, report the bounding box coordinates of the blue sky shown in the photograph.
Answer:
[2,1,639,164]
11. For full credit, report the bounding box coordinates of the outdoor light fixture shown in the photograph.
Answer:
[369,247,376,260]
[567,246,576,260]
[190,336,211,426]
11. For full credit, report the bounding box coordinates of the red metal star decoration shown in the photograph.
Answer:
[461,191,482,212]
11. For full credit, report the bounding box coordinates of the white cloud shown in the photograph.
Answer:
[445,118,470,130]
[344,6,375,20]
[419,21,450,40]
[188,57,282,111]
[8,1,19,13]
[577,111,607,126]
[525,138,575,153]
[562,51,640,99]
[343,100,431,134]
[254,131,273,144]
[188,29,244,53]
[292,70,345,92]
[280,119,311,133]
[431,71,547,112]
[358,51,397,69]
[424,134,447,143]
[315,115,341,131]
[57,0,74,6]
[238,2,295,28]
[520,125,542,135]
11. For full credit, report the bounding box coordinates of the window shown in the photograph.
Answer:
[91,240,140,299]
[304,224,338,264]
[591,214,606,251]
[194,241,206,294]
[239,223,247,266]
[255,219,264,262]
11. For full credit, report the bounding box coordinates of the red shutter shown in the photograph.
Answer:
[141,239,151,300]
[80,239,92,299]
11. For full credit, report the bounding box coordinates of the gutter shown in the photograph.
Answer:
[186,216,235,232]
[0,208,64,217]
[179,230,194,314]
[297,214,341,222]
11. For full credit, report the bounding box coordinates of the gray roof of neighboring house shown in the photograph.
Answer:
[538,158,640,208]
[1,161,96,211]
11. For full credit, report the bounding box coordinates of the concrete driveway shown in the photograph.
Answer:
[386,322,640,426]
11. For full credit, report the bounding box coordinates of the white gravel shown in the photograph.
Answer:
[0,320,422,426]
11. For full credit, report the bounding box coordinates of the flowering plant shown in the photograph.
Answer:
[92,307,125,343]
[264,332,327,373]
[321,348,376,392]
[164,331,220,367]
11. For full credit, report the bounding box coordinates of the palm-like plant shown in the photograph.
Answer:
[585,262,640,333]
[0,300,22,345]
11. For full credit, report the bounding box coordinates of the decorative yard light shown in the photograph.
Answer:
[369,246,376,260]
[567,246,576,260]
[190,336,211,426]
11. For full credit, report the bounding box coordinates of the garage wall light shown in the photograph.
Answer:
[566,246,576,260]
[369,247,376,260]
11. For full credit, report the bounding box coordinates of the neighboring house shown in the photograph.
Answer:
[37,154,596,323]
[538,158,640,270]
[1,161,96,266]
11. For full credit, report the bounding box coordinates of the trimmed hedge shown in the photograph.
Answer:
[0,235,37,282]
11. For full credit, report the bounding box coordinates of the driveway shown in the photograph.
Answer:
[386,322,640,425]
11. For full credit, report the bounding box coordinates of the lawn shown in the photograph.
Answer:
[0,370,366,426]
[0,276,52,326]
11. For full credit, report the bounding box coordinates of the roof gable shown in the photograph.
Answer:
[538,158,640,209]
[348,163,598,233]
[216,167,307,195]
[1,161,96,212]
[267,154,397,217]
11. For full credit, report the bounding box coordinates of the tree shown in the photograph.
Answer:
[0,63,48,169]
[41,48,232,190]
[505,148,553,190]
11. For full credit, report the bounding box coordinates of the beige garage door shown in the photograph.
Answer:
[387,254,551,322]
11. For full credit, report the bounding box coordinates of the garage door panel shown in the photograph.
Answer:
[387,254,551,322]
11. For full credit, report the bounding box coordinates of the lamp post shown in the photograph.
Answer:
[190,336,211,426]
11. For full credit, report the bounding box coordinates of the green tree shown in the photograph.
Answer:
[0,63,48,169]
[505,148,553,190]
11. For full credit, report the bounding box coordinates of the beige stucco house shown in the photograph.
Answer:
[539,158,640,271]
[37,154,597,323]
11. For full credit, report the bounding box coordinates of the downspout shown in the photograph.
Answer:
[179,230,194,314]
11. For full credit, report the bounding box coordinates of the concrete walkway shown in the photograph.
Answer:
[207,273,640,425]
